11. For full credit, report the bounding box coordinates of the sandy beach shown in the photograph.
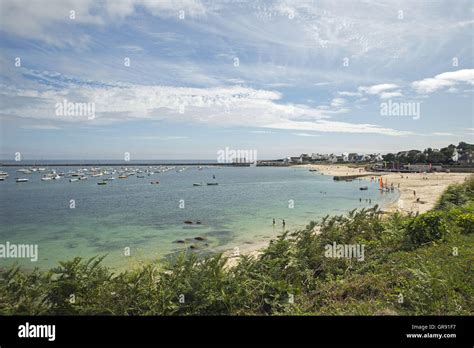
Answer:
[225,164,472,266]
[306,164,472,215]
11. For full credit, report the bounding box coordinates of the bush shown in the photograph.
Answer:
[405,211,449,247]
[455,213,474,234]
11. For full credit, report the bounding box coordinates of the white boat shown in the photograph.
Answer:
[69,178,79,182]
[193,183,204,186]
[41,177,53,181]
[78,176,88,180]
[16,169,32,174]
[53,175,61,180]
[16,178,29,182]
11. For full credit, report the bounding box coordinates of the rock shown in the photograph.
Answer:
[194,236,207,241]
[174,240,185,244]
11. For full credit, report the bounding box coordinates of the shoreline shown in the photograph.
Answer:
[225,164,471,266]
[304,164,471,214]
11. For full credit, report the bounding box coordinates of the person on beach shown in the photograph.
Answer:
[359,198,362,202]
[369,199,371,205]
[282,219,286,227]
[413,190,416,197]
[272,218,275,226]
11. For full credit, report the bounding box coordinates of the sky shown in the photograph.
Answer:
[0,0,473,160]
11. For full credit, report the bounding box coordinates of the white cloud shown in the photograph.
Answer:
[292,132,320,137]
[380,91,403,99]
[0,0,206,45]
[264,120,412,136]
[412,69,474,94]
[1,75,410,136]
[358,84,399,96]
[338,91,362,97]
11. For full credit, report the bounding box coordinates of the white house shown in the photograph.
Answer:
[452,148,459,162]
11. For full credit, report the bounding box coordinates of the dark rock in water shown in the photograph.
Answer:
[174,240,185,244]
[194,236,207,241]
[189,245,197,249]
[184,220,193,224]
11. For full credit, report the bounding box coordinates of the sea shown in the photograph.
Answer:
[0,163,399,270]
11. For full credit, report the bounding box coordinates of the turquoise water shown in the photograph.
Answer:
[0,166,398,270]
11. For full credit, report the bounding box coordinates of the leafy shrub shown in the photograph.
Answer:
[405,211,449,247]
[455,213,474,234]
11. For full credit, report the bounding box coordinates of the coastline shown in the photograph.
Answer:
[225,164,471,266]
[304,164,471,214]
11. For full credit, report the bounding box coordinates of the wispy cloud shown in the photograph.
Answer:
[412,69,474,94]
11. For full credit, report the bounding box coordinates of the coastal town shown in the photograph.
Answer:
[257,141,474,173]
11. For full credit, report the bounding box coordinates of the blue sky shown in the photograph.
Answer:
[0,0,473,160]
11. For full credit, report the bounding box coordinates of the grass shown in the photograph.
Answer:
[1,177,473,315]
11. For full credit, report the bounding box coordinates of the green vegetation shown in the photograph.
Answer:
[382,141,473,165]
[1,178,473,315]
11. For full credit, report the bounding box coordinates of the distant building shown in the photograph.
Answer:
[348,153,358,162]
[300,153,312,163]
[452,148,459,162]
[290,156,302,164]
[459,150,474,164]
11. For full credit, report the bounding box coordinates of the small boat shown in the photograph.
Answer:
[118,175,128,179]
[309,169,318,172]
[184,220,193,224]
[359,186,368,190]
[137,175,145,178]
[193,183,204,186]
[206,182,218,186]
[150,181,160,184]
[0,177,5,181]
[69,178,79,182]
[97,182,107,185]
[15,178,29,182]
[105,177,115,181]
[78,176,88,180]
[41,177,52,181]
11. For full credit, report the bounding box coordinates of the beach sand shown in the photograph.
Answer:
[225,164,471,267]
[306,164,471,215]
